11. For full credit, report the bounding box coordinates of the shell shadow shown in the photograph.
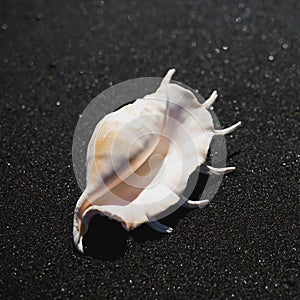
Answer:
[131,207,190,243]
[83,171,209,260]
[131,171,209,243]
[83,216,129,260]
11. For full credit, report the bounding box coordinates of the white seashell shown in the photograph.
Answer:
[73,69,241,253]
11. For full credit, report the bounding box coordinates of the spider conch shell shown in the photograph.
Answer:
[73,69,241,253]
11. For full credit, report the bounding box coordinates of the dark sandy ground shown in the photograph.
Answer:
[0,0,299,299]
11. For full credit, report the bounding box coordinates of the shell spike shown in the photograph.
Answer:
[73,217,84,254]
[182,198,210,209]
[202,90,218,108]
[76,236,84,254]
[73,193,91,254]
[200,164,236,175]
[214,121,241,135]
[147,220,173,233]
[161,68,176,85]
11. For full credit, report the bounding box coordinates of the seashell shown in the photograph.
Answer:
[73,69,241,253]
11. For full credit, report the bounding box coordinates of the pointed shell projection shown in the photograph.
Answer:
[73,69,241,253]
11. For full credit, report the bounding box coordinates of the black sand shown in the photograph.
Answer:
[0,0,299,299]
